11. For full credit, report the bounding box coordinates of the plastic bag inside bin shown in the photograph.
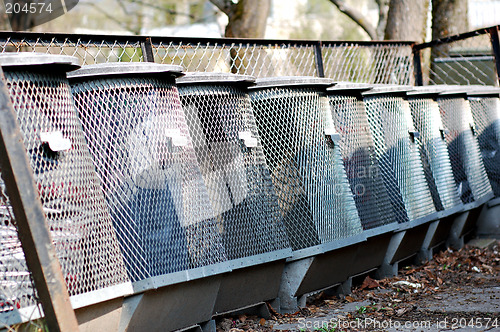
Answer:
[178,79,289,260]
[0,54,130,300]
[437,95,493,204]
[363,91,436,223]
[327,89,396,230]
[468,92,500,197]
[406,93,463,212]
[69,66,226,282]
[249,80,363,251]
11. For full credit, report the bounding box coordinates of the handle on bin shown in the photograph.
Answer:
[325,128,341,145]
[40,131,71,152]
[165,128,188,147]
[408,130,420,143]
[239,131,258,148]
[469,123,477,136]
[439,127,449,140]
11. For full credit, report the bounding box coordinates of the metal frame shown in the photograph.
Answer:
[413,25,500,86]
[0,31,414,81]
[0,67,79,331]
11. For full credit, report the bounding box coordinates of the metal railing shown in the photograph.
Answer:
[0,32,415,84]
[413,25,500,86]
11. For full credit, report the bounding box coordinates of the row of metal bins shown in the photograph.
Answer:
[0,52,496,330]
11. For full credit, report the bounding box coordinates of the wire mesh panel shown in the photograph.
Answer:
[363,87,437,223]
[326,85,396,230]
[0,172,46,329]
[0,54,130,308]
[467,88,500,197]
[437,89,493,204]
[406,91,463,212]
[248,77,363,252]
[154,40,318,77]
[322,43,414,85]
[415,28,497,86]
[0,33,145,65]
[69,63,227,284]
[176,73,289,262]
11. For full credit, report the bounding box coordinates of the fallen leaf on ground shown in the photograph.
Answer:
[360,276,380,290]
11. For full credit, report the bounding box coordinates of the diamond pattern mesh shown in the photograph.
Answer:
[70,74,226,282]
[322,44,414,85]
[1,68,130,297]
[469,96,500,197]
[437,96,494,203]
[408,97,463,211]
[363,95,436,223]
[154,42,318,77]
[177,83,289,260]
[0,174,45,329]
[327,93,396,230]
[249,86,363,251]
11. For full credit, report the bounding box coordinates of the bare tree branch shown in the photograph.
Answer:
[375,0,389,39]
[127,0,194,18]
[83,2,135,33]
[326,0,378,40]
[208,0,233,16]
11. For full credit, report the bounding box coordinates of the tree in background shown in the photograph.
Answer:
[327,0,468,42]
[209,0,270,38]
[384,0,429,41]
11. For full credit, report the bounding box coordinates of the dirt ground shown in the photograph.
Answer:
[215,240,500,332]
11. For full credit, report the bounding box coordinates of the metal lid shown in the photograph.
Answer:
[176,72,255,86]
[327,82,373,94]
[465,85,500,97]
[361,84,413,96]
[249,76,335,90]
[0,53,81,71]
[67,62,184,79]
[433,85,469,97]
[405,86,443,97]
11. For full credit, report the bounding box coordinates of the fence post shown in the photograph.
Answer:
[412,45,424,86]
[488,26,500,86]
[0,69,79,332]
[314,41,325,78]
[141,37,155,63]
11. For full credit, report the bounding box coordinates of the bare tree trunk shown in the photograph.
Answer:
[224,0,270,38]
[432,0,468,40]
[375,0,390,40]
[211,0,270,74]
[430,0,468,83]
[384,0,429,42]
[327,0,378,40]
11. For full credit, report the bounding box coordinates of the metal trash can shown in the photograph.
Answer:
[467,86,500,197]
[362,85,437,224]
[0,53,130,313]
[248,77,363,252]
[406,88,463,215]
[176,73,290,261]
[68,63,227,285]
[435,87,493,206]
[326,83,396,230]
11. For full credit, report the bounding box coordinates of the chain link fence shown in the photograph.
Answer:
[414,26,500,86]
[322,42,415,85]
[0,32,416,83]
